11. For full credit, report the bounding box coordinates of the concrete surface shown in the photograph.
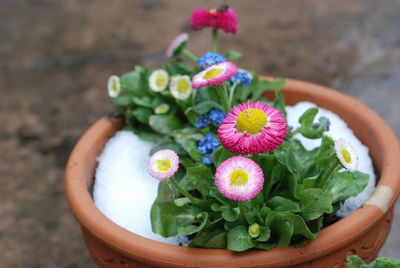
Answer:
[0,0,399,267]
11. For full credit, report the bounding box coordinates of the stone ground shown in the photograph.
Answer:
[0,0,399,267]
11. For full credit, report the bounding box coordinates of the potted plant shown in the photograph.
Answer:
[65,5,400,267]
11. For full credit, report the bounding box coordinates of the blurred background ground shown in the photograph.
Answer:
[0,0,399,267]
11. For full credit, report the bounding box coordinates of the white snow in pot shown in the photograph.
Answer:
[93,131,189,246]
[93,101,376,245]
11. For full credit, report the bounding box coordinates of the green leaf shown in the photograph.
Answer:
[132,96,154,108]
[151,181,200,237]
[179,165,213,196]
[346,255,400,268]
[131,127,162,142]
[257,226,271,242]
[149,114,183,135]
[250,77,286,102]
[285,213,315,239]
[184,107,197,125]
[227,225,256,252]
[203,232,227,249]
[225,50,242,61]
[171,128,203,162]
[113,96,133,106]
[178,212,209,235]
[193,100,224,115]
[267,196,301,213]
[150,141,186,156]
[299,108,318,128]
[222,208,240,222]
[315,135,335,169]
[267,213,294,247]
[272,90,286,115]
[120,69,149,96]
[326,171,369,203]
[189,229,227,249]
[174,197,191,207]
[212,147,236,167]
[131,107,153,124]
[299,188,333,221]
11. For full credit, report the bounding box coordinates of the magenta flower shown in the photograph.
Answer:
[190,6,238,34]
[148,149,179,180]
[218,102,288,155]
[215,156,264,201]
[165,33,189,58]
[192,62,237,89]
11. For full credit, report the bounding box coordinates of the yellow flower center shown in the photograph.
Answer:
[111,80,118,92]
[236,108,268,135]
[341,148,352,163]
[209,9,217,14]
[156,159,171,171]
[156,76,166,87]
[230,169,249,186]
[204,68,222,79]
[177,80,189,93]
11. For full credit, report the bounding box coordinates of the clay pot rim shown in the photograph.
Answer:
[65,78,400,267]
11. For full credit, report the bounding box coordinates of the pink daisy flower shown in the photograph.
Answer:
[215,156,264,201]
[165,33,189,58]
[218,102,288,155]
[192,62,237,89]
[190,6,238,34]
[148,149,179,180]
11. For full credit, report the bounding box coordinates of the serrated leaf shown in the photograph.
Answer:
[299,188,333,221]
[326,171,369,203]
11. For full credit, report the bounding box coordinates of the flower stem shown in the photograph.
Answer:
[238,201,249,224]
[318,160,340,188]
[211,28,218,53]
[182,49,197,61]
[216,85,230,113]
[228,82,238,107]
[170,177,202,206]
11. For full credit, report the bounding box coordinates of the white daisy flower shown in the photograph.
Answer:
[334,138,358,172]
[148,150,179,180]
[149,69,169,92]
[107,75,121,98]
[155,104,170,114]
[169,75,192,100]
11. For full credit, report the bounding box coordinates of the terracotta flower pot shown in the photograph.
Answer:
[65,78,400,268]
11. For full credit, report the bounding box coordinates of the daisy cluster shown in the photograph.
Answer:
[106,4,368,253]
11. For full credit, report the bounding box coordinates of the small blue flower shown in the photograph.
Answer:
[201,154,213,165]
[209,109,226,126]
[198,134,220,154]
[326,118,331,131]
[197,52,227,70]
[195,113,211,128]
[229,71,252,87]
